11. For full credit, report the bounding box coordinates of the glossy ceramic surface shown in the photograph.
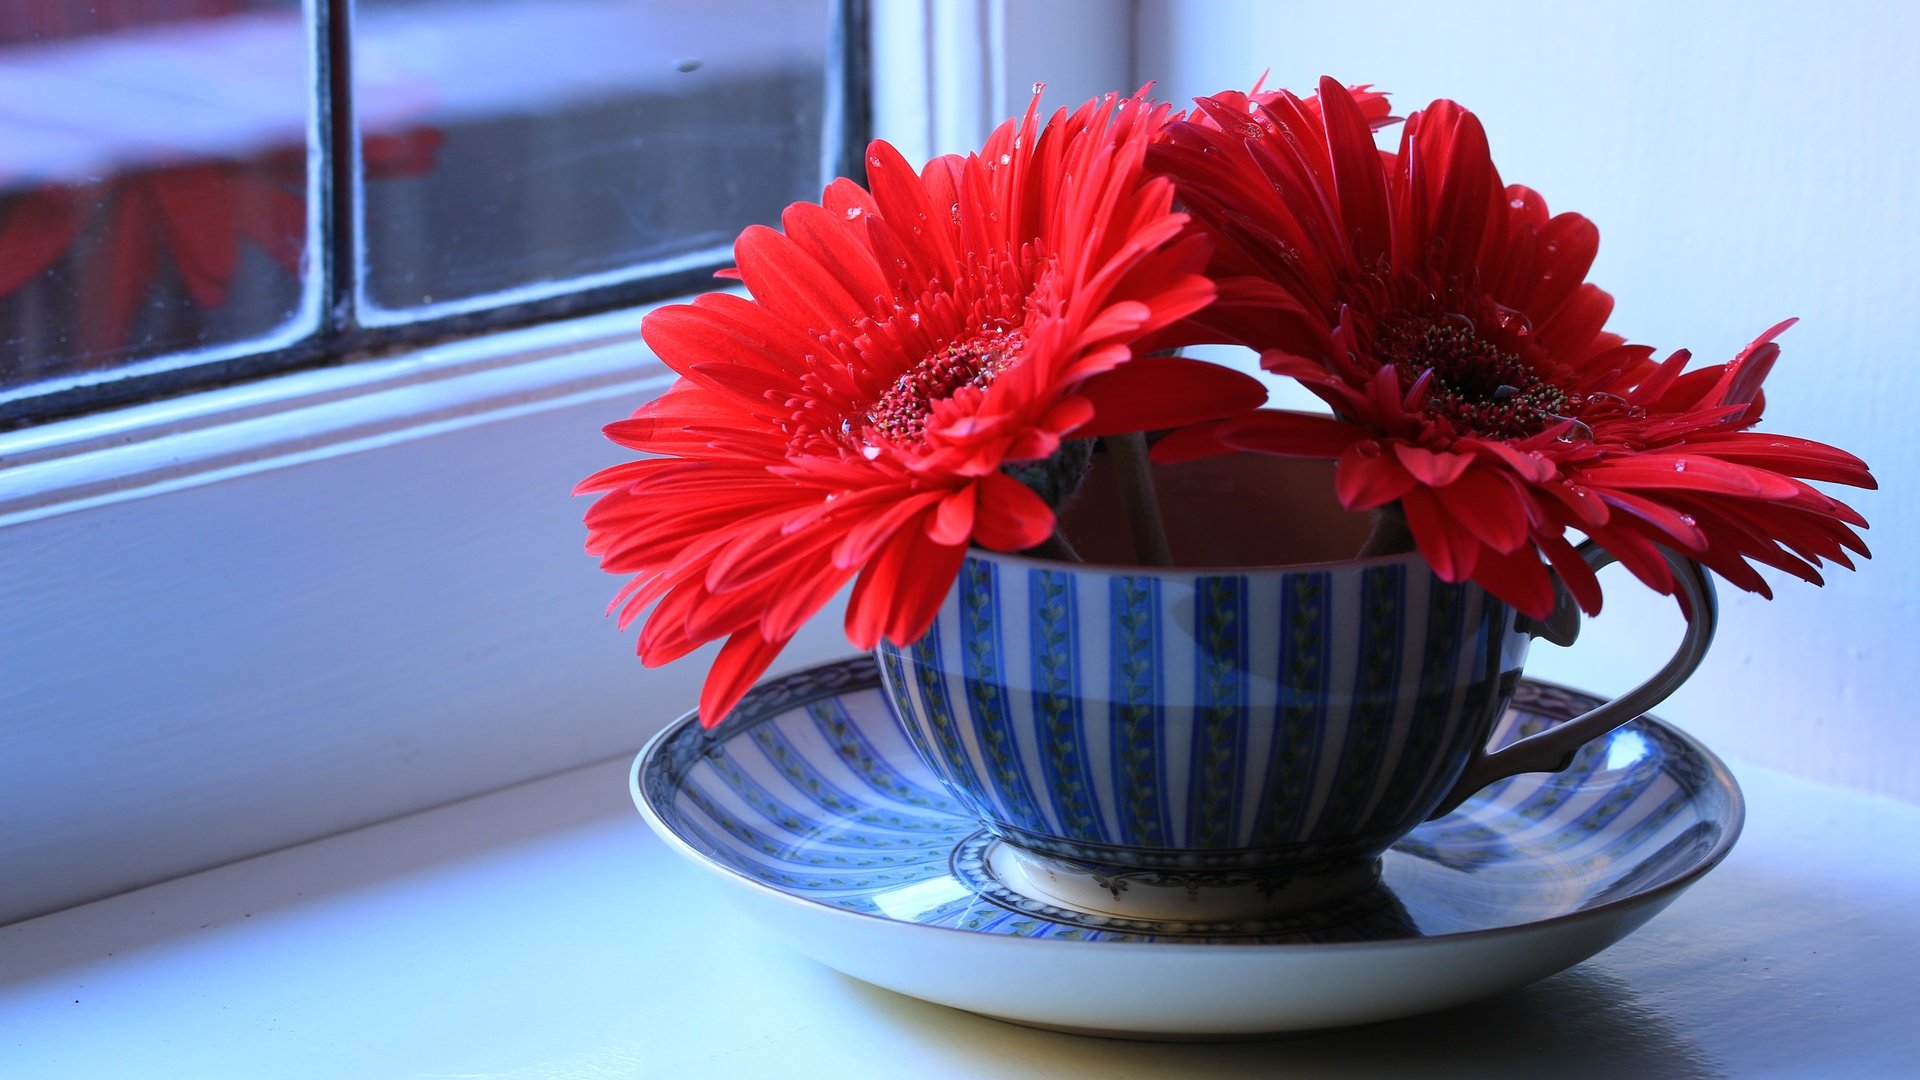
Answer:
[632,657,1744,1037]
[873,548,1528,885]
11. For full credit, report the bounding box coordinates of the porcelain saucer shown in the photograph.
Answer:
[631,656,1743,1038]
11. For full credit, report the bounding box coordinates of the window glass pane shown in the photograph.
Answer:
[352,0,833,321]
[0,0,318,400]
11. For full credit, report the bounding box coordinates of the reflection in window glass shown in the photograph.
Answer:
[0,0,318,397]
[352,0,832,320]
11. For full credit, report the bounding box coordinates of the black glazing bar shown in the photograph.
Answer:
[828,0,875,185]
[321,0,354,339]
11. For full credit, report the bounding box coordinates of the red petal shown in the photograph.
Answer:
[885,532,969,645]
[779,200,891,315]
[844,516,967,650]
[1073,356,1269,437]
[761,563,858,642]
[862,139,958,281]
[831,489,945,569]
[1582,520,1677,595]
[1516,212,1600,322]
[1718,318,1795,410]
[1673,433,1874,489]
[641,298,808,380]
[1584,455,1802,500]
[928,484,977,545]
[1536,531,1603,616]
[1335,441,1417,510]
[1595,490,1709,553]
[699,629,791,727]
[1392,443,1472,487]
[1536,283,1613,360]
[973,471,1056,551]
[1150,419,1237,463]
[1401,486,1481,581]
[1420,103,1499,277]
[732,223,864,335]
[1215,408,1368,458]
[1460,437,1558,484]
[1432,468,1530,553]
[1469,543,1556,621]
[1317,76,1393,267]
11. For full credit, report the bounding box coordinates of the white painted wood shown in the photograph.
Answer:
[869,0,1135,158]
[1137,0,1920,802]
[1,752,1915,1076]
[0,305,850,925]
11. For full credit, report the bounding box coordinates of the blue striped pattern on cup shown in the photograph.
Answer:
[875,549,1529,872]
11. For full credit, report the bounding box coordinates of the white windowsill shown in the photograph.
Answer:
[0,298,851,926]
[2,739,1916,1077]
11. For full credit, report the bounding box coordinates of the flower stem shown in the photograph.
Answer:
[1358,502,1416,558]
[1104,432,1173,566]
[1025,529,1084,563]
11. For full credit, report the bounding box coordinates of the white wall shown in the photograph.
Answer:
[1138,0,1920,800]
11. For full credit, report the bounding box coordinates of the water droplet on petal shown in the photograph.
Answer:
[1544,240,1560,254]
[1674,460,1688,472]
[1679,514,1698,527]
[1552,417,1595,443]
[844,205,863,220]
[1000,153,1011,166]
[1492,307,1532,339]
[861,445,881,461]
[1510,197,1527,210]
[1032,81,1045,95]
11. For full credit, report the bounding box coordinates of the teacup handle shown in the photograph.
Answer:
[1427,540,1718,819]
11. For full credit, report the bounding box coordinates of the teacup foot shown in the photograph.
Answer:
[987,842,1383,922]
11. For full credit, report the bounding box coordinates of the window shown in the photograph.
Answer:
[0,0,1132,928]
[0,0,866,426]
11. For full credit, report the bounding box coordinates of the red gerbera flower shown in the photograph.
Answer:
[1151,78,1873,618]
[577,91,1264,724]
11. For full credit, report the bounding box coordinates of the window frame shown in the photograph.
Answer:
[0,0,1135,926]
[0,0,872,429]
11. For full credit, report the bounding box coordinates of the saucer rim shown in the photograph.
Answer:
[630,656,1746,954]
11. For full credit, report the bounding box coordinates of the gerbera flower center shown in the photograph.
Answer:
[865,326,1027,442]
[1377,312,1568,439]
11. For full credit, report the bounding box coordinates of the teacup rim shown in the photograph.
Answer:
[962,542,1437,578]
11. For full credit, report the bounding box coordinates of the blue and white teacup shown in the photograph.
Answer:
[876,458,1715,921]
